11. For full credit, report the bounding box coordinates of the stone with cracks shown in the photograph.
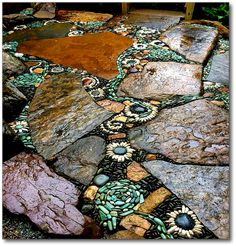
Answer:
[53,136,106,186]
[160,24,218,63]
[3,152,92,236]
[17,32,133,80]
[117,62,203,101]
[207,51,229,85]
[129,99,229,165]
[28,74,113,160]
[142,160,229,239]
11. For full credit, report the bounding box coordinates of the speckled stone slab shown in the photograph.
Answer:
[207,51,229,84]
[129,99,229,165]
[160,24,218,63]
[142,160,229,239]
[28,74,113,160]
[117,61,203,101]
[17,32,133,80]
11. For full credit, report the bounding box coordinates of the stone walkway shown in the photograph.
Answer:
[2,8,229,240]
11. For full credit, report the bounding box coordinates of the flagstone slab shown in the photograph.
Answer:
[3,23,74,44]
[207,51,229,85]
[3,152,85,235]
[129,99,229,165]
[117,62,203,101]
[53,136,106,186]
[160,24,218,63]
[142,160,229,239]
[57,10,113,22]
[17,32,133,80]
[28,74,113,160]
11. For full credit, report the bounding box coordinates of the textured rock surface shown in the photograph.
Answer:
[33,2,56,19]
[96,100,125,113]
[53,136,106,185]
[3,82,27,122]
[17,32,133,80]
[57,10,113,22]
[207,51,229,84]
[160,24,218,63]
[127,161,150,181]
[3,51,26,76]
[3,152,85,235]
[28,74,113,160]
[117,62,203,101]
[142,160,229,239]
[3,23,73,43]
[129,99,229,165]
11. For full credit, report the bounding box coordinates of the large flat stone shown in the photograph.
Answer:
[207,51,229,84]
[53,136,106,186]
[142,160,229,239]
[3,152,84,235]
[57,10,113,22]
[129,99,229,165]
[3,23,74,44]
[28,74,113,160]
[17,32,133,80]
[160,24,218,63]
[117,62,203,101]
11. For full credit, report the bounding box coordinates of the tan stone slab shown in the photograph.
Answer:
[108,133,127,140]
[17,32,133,80]
[138,187,172,213]
[120,214,151,237]
[57,10,113,22]
[96,99,125,113]
[127,161,150,182]
[107,230,144,239]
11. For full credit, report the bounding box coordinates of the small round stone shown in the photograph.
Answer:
[113,146,127,155]
[175,213,195,230]
[15,125,23,129]
[81,204,94,213]
[94,174,110,186]
[130,105,147,113]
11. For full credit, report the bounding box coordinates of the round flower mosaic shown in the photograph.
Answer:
[124,102,158,123]
[95,179,144,231]
[106,141,135,162]
[100,116,125,134]
[166,205,204,238]
[82,76,100,89]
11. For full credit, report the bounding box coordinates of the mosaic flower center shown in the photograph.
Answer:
[82,78,92,85]
[91,90,100,97]
[113,146,127,155]
[130,104,147,114]
[175,213,195,230]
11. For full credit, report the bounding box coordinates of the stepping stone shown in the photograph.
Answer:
[2,152,100,236]
[28,74,113,160]
[207,51,229,84]
[124,9,183,31]
[142,160,229,239]
[17,32,133,80]
[117,62,203,101]
[57,10,113,23]
[33,2,56,19]
[3,23,74,44]
[129,99,229,165]
[53,136,106,186]
[160,24,218,63]
[3,51,26,76]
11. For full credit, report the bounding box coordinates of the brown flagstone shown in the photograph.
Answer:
[96,99,125,113]
[127,161,150,182]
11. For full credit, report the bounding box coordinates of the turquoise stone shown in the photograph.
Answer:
[175,213,195,230]
[15,125,23,129]
[94,174,109,186]
[113,146,127,155]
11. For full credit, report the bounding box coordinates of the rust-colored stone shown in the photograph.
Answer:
[17,32,133,80]
[108,230,144,239]
[120,214,151,237]
[145,154,157,161]
[57,10,113,22]
[83,186,99,201]
[108,133,127,140]
[138,187,172,214]
[96,99,125,113]
[127,161,149,182]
